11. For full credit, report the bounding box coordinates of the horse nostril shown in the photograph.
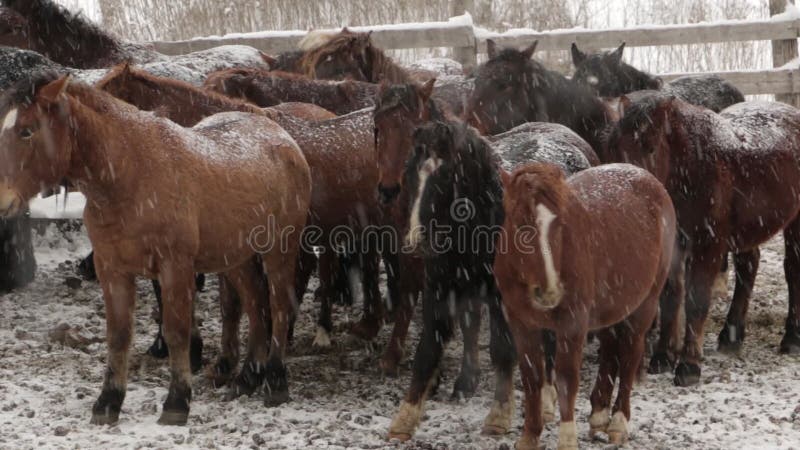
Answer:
[534,286,542,298]
[377,184,400,205]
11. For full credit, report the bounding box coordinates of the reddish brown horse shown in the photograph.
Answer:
[0,73,311,423]
[204,68,378,115]
[606,92,800,386]
[495,162,674,449]
[96,63,390,386]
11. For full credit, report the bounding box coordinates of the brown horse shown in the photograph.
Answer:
[95,63,389,384]
[495,162,674,449]
[606,92,800,386]
[298,28,419,83]
[0,73,311,423]
[204,68,378,115]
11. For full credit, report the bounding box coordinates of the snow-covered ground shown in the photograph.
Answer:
[1,225,799,449]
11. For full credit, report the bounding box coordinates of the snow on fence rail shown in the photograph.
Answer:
[150,12,800,96]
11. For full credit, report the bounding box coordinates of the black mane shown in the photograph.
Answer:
[615,91,673,135]
[374,83,446,121]
[0,69,60,109]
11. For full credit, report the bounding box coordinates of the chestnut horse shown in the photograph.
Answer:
[465,40,615,159]
[570,42,745,112]
[0,73,311,422]
[204,68,378,115]
[386,118,594,441]
[95,63,389,386]
[606,92,800,385]
[495,162,674,449]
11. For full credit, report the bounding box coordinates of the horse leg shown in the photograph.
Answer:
[609,295,659,445]
[156,257,196,425]
[509,325,545,450]
[452,301,482,399]
[542,329,557,423]
[554,331,586,450]
[648,245,686,374]
[312,250,335,349]
[481,295,517,435]
[146,279,168,359]
[208,275,241,388]
[380,252,418,376]
[718,249,759,354]
[674,246,725,387]
[261,235,301,407]
[90,269,136,425]
[349,244,385,341]
[588,329,618,439]
[219,258,269,397]
[147,278,203,372]
[387,285,454,441]
[781,216,800,354]
[291,247,317,345]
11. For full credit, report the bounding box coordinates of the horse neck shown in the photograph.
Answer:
[64,86,157,203]
[149,76,260,118]
[618,63,660,92]
[369,48,412,84]
[24,4,122,68]
[542,73,613,155]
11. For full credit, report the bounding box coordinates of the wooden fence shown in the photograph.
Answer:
[151,10,800,97]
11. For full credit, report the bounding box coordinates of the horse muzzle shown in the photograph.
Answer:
[0,185,22,218]
[529,284,564,310]
[378,183,401,205]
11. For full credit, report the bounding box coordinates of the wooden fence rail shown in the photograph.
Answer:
[150,12,799,96]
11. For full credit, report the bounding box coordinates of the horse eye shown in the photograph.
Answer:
[19,128,33,140]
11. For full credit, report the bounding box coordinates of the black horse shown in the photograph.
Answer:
[570,42,744,112]
[465,40,616,160]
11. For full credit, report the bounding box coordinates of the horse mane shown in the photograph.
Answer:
[298,30,338,51]
[508,163,569,218]
[363,44,411,83]
[300,30,359,78]
[3,0,123,65]
[270,50,306,73]
[615,91,675,136]
[0,69,60,108]
[374,83,447,120]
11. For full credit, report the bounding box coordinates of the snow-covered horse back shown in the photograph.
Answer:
[0,72,312,425]
[495,162,674,449]
[607,92,800,386]
[570,42,744,112]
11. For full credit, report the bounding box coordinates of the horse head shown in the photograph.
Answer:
[465,40,546,135]
[0,72,74,217]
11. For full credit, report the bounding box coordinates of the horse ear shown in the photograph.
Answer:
[522,41,538,59]
[486,39,498,59]
[37,74,71,105]
[570,43,586,66]
[420,78,436,101]
[608,42,625,65]
[260,52,277,67]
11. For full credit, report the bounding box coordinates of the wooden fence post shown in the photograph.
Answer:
[451,0,477,72]
[771,0,800,106]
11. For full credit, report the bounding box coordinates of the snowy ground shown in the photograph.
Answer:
[1,224,799,450]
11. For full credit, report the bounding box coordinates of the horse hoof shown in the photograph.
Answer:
[717,322,744,355]
[588,408,610,439]
[312,326,332,350]
[607,411,629,445]
[388,401,422,442]
[451,371,480,400]
[146,334,169,359]
[779,329,800,354]
[674,362,702,387]
[647,352,675,374]
[541,383,557,423]
[481,398,514,435]
[90,411,119,426]
[557,421,578,450]
[207,357,236,388]
[387,431,412,442]
[264,389,291,407]
[190,336,204,374]
[232,362,266,398]
[157,410,188,426]
[515,435,539,450]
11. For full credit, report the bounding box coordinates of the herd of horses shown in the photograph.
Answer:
[0,1,799,448]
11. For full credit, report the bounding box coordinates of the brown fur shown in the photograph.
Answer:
[495,162,675,448]
[0,73,311,423]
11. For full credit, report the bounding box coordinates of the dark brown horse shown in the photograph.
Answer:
[465,40,615,159]
[204,68,378,115]
[0,72,311,423]
[495,162,674,449]
[606,92,800,386]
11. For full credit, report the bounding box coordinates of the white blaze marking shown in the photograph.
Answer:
[1,108,17,134]
[312,326,331,348]
[587,75,599,86]
[535,204,559,294]
[405,157,442,247]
